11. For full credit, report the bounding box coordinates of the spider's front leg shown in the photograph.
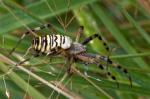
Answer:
[81,33,110,51]
[81,33,112,70]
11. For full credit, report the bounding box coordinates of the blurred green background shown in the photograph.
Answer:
[0,0,150,99]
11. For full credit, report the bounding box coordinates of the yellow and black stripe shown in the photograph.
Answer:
[32,34,68,54]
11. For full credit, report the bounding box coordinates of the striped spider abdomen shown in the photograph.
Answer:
[32,34,72,54]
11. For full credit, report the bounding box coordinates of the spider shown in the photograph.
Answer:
[10,23,132,88]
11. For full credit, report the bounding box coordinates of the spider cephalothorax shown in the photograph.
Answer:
[10,24,132,88]
[66,42,86,55]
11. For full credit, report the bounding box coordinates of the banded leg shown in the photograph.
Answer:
[82,33,112,70]
[99,56,132,87]
[9,23,54,55]
[75,26,84,42]
[98,64,119,88]
[81,33,110,51]
[109,60,132,87]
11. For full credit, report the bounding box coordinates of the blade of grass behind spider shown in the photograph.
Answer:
[121,8,150,45]
[110,52,150,59]
[0,62,46,99]
[71,74,150,96]
[0,0,96,34]
[91,3,148,68]
[137,0,150,19]
[2,0,73,37]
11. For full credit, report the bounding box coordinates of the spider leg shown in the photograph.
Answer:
[75,26,84,42]
[16,57,31,66]
[81,33,109,51]
[16,54,39,66]
[98,64,119,88]
[111,62,132,88]
[9,23,54,55]
[99,56,132,87]
[81,33,111,69]
[65,57,74,76]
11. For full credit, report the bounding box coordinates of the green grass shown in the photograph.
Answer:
[0,0,150,99]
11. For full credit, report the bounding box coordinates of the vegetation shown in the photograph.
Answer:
[0,0,150,99]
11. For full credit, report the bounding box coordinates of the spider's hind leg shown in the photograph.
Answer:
[100,56,132,87]
[112,62,132,87]
[98,64,119,88]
